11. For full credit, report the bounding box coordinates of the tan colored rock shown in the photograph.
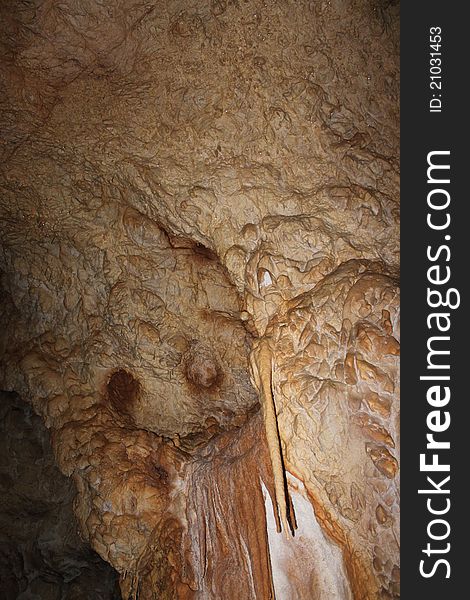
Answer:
[1,0,399,597]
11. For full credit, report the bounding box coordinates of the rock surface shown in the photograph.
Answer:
[0,392,121,599]
[1,0,399,598]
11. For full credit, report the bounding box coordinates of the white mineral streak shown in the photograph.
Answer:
[262,476,353,600]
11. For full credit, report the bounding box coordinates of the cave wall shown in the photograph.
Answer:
[1,0,399,598]
[0,392,121,599]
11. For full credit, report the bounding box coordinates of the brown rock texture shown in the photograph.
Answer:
[0,392,121,599]
[0,0,399,598]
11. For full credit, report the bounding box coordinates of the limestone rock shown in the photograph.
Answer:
[1,0,399,597]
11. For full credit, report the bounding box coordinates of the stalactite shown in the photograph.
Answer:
[250,338,297,537]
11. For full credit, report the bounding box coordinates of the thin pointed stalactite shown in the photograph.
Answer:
[251,338,297,538]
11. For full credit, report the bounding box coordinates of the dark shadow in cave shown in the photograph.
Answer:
[0,391,121,600]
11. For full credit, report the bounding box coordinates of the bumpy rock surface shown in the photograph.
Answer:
[1,0,399,598]
[0,392,121,599]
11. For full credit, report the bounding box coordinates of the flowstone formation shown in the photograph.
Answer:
[1,0,400,598]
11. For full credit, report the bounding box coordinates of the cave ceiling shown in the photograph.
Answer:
[0,1,400,598]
